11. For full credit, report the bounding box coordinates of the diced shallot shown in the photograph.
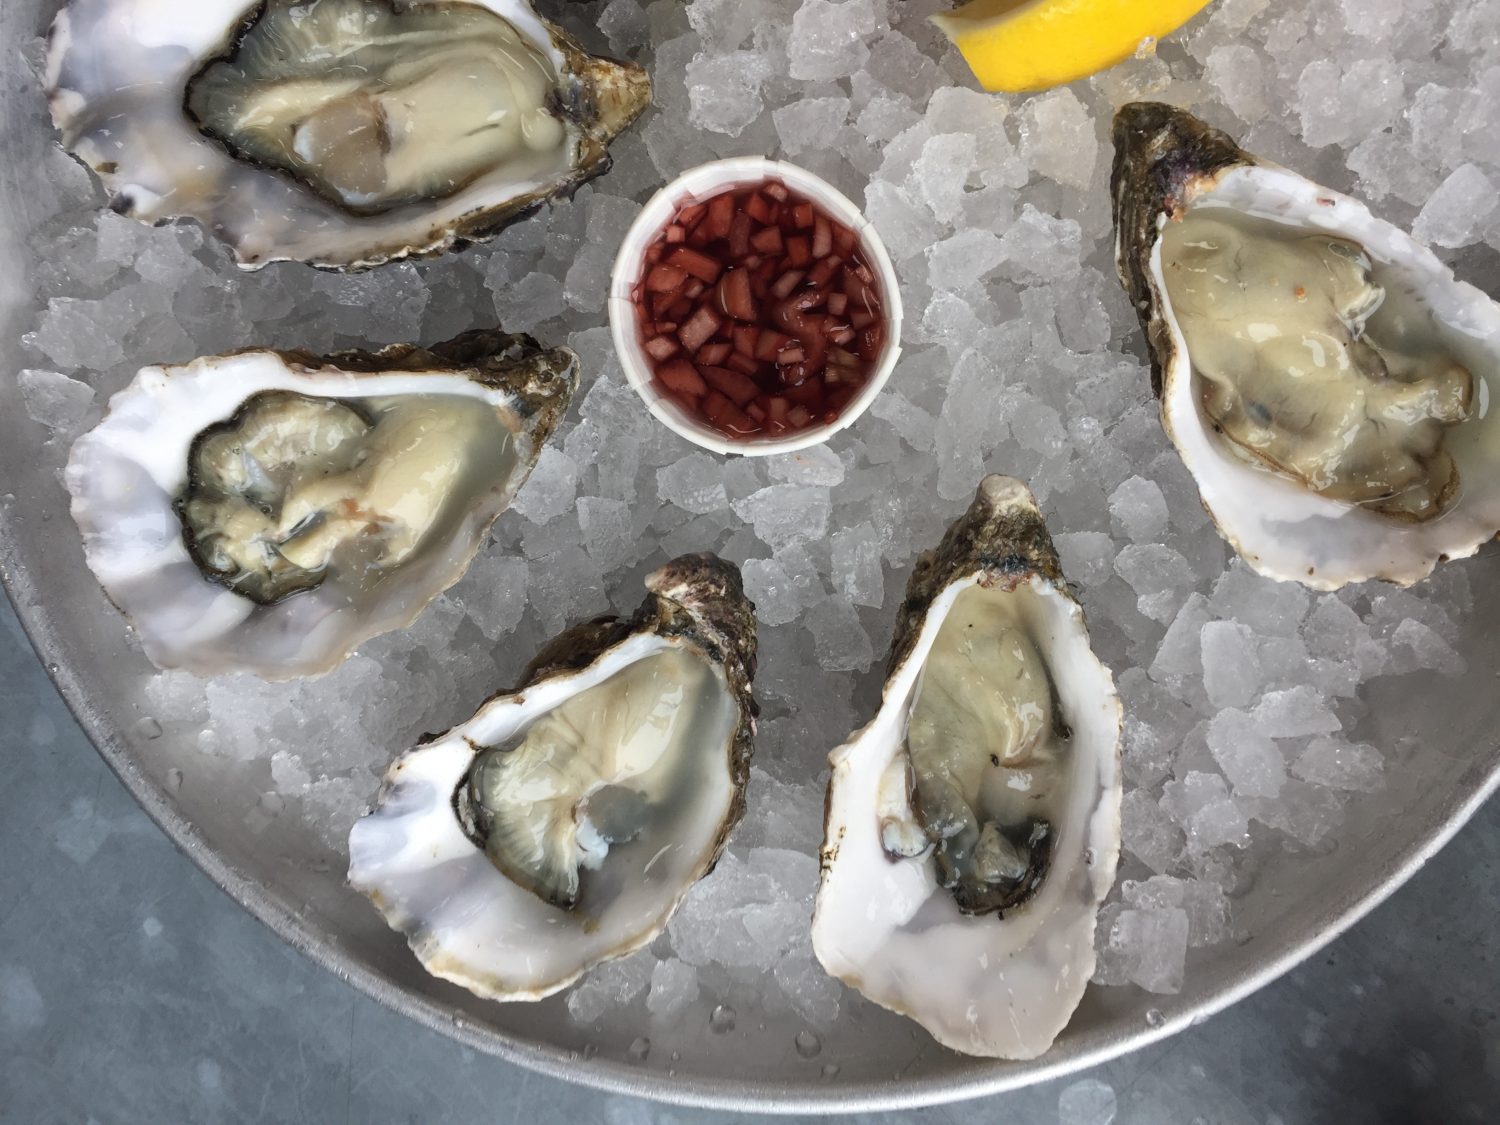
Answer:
[717,269,757,321]
[702,365,759,407]
[697,341,732,365]
[751,227,784,255]
[645,336,679,361]
[771,271,805,299]
[647,264,687,292]
[668,246,723,283]
[656,358,707,397]
[679,306,722,353]
[812,218,832,259]
[744,193,773,225]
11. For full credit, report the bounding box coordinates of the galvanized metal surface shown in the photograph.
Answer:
[4,0,1500,1112]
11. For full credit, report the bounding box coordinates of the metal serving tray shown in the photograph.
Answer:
[4,0,1499,1111]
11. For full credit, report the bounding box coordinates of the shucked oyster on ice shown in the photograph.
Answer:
[1113,102,1500,590]
[66,330,577,680]
[348,554,758,1001]
[45,0,652,269]
[812,476,1122,1060]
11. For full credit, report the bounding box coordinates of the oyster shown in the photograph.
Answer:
[66,329,577,679]
[812,476,1122,1060]
[45,0,652,269]
[1113,102,1500,589]
[347,554,758,1001]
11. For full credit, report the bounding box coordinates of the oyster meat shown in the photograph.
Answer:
[1113,102,1500,589]
[45,0,652,269]
[347,554,758,1001]
[812,476,1122,1060]
[66,329,577,679]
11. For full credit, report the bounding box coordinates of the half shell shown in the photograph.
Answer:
[1113,102,1500,590]
[812,476,1123,1059]
[347,553,758,1001]
[45,0,652,270]
[66,329,577,679]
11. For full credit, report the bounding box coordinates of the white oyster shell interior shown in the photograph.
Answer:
[1151,164,1500,589]
[347,630,742,1001]
[812,571,1122,1060]
[66,351,547,679]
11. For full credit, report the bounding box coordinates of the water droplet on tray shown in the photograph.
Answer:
[1146,1008,1166,1028]
[133,716,162,740]
[821,1063,841,1079]
[164,768,183,795]
[709,1004,736,1033]
[794,1030,822,1058]
[627,1036,650,1062]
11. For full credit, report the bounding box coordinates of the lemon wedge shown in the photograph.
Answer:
[932,0,1214,93]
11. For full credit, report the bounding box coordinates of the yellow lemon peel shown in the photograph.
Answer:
[932,0,1215,93]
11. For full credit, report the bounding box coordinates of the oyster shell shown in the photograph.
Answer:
[347,554,758,1001]
[812,476,1122,1060]
[66,329,577,679]
[1113,102,1500,589]
[45,0,652,269]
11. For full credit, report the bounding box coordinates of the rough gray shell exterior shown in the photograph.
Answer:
[295,328,580,430]
[1111,102,1255,398]
[507,552,760,863]
[883,475,1070,687]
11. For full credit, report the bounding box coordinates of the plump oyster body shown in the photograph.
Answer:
[348,555,758,1001]
[45,0,652,269]
[812,476,1122,1060]
[67,330,577,679]
[1113,102,1500,589]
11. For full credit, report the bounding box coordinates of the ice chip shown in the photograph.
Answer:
[1292,738,1384,793]
[804,599,874,672]
[926,228,1005,291]
[646,958,700,1020]
[1108,475,1169,543]
[830,522,884,608]
[773,97,853,157]
[1252,686,1341,738]
[18,368,96,434]
[1018,88,1097,191]
[1099,907,1189,994]
[687,51,773,137]
[788,0,883,82]
[1412,164,1500,249]
[741,558,805,627]
[657,454,730,515]
[1200,621,1264,710]
[912,133,977,224]
[1207,709,1286,798]
[732,484,832,549]
[510,447,579,525]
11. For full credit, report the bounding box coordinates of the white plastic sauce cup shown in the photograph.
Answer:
[609,158,905,458]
